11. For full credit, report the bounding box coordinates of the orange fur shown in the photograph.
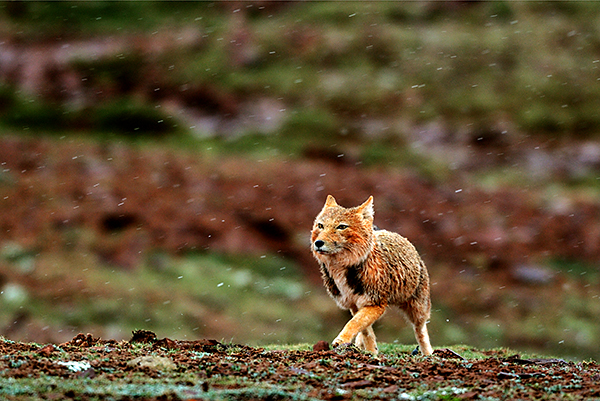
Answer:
[311,195,433,356]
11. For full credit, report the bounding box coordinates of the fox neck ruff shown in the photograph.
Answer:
[315,234,375,273]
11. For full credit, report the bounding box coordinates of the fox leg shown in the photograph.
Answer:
[355,325,378,354]
[401,300,433,356]
[346,308,379,353]
[332,305,385,353]
[412,320,433,355]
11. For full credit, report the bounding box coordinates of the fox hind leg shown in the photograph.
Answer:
[400,299,433,356]
[413,320,433,355]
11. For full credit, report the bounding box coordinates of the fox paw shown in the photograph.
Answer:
[332,335,354,348]
[333,342,360,353]
[331,335,350,348]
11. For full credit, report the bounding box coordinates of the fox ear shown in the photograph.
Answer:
[324,195,339,207]
[357,196,374,220]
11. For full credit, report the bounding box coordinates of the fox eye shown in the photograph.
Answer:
[336,224,349,230]
[317,223,324,229]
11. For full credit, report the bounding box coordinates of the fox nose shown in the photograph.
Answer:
[314,240,325,249]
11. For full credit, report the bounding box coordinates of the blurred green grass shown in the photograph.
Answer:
[0,248,343,345]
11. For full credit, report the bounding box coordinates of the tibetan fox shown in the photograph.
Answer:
[311,195,433,355]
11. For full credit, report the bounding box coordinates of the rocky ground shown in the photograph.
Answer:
[1,331,599,400]
[2,0,600,365]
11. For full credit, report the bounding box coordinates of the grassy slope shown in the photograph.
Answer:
[2,2,600,139]
[1,248,346,345]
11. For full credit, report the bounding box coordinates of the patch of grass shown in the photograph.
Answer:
[548,258,599,284]
[180,107,350,160]
[360,138,451,181]
[0,92,181,137]
[279,107,347,145]
[0,97,69,131]
[0,376,200,400]
[91,98,179,136]
[0,2,222,36]
[70,53,146,95]
[261,343,313,352]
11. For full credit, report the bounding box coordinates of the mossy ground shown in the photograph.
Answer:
[1,333,599,401]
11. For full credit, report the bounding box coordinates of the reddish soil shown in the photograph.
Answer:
[2,135,599,278]
[1,331,599,400]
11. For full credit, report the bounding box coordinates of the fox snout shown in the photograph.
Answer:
[313,239,328,254]
[313,238,339,255]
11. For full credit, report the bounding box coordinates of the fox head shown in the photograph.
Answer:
[311,195,375,266]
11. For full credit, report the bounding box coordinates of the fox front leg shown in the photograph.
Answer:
[332,305,385,353]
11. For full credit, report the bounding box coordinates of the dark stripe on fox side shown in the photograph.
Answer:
[346,262,365,295]
[320,264,340,297]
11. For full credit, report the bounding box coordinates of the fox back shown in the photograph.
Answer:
[311,195,433,355]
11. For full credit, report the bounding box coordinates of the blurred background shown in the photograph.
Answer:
[0,2,599,361]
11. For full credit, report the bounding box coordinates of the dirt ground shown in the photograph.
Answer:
[1,331,599,400]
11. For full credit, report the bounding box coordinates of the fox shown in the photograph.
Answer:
[311,195,433,356]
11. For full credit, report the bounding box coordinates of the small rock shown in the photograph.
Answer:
[60,333,99,348]
[433,348,466,360]
[289,366,311,376]
[57,360,92,372]
[511,265,555,285]
[153,337,177,350]
[127,356,176,371]
[37,344,55,357]
[129,329,157,344]
[383,385,400,393]
[340,379,373,389]
[498,371,520,380]
[76,367,97,379]
[312,341,330,352]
